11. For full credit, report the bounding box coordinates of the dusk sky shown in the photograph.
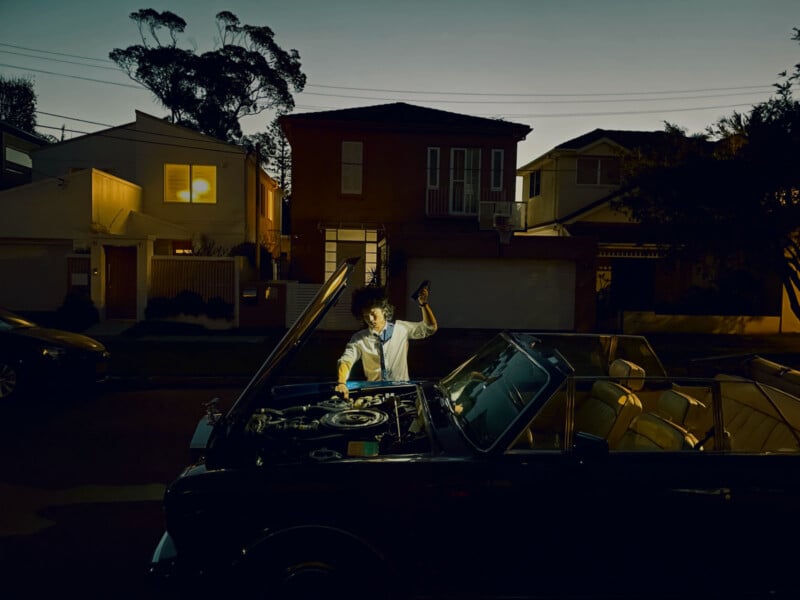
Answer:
[2,0,799,183]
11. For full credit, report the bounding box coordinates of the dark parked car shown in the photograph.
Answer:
[151,259,800,599]
[0,307,110,401]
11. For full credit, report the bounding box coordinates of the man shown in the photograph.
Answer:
[335,284,437,399]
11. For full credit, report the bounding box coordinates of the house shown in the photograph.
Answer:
[0,120,50,190]
[517,128,792,334]
[280,103,598,331]
[0,111,283,323]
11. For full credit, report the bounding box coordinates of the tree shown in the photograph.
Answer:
[0,75,37,132]
[110,9,306,142]
[614,27,800,317]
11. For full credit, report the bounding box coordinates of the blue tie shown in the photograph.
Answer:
[376,322,394,379]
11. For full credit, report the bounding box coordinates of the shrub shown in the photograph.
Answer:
[145,296,177,320]
[173,290,205,316]
[206,296,234,320]
[57,291,99,332]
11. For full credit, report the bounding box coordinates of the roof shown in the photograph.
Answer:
[555,128,668,152]
[281,102,532,139]
[0,120,51,145]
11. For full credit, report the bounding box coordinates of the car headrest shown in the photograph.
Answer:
[609,359,645,391]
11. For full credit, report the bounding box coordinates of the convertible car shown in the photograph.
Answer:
[151,259,800,599]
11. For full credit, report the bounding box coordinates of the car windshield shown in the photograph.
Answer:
[439,335,550,451]
[0,309,35,331]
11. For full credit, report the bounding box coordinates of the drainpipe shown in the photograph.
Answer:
[254,145,262,275]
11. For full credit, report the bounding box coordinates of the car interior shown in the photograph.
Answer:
[514,358,800,454]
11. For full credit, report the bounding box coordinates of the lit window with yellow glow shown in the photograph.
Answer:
[165,164,217,204]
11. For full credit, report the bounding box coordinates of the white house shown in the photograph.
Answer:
[0,111,282,321]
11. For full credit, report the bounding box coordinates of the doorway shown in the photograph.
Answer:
[104,245,137,318]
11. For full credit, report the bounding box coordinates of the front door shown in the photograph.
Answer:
[104,245,137,319]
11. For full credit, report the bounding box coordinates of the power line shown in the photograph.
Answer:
[306,82,780,98]
[0,63,144,90]
[0,49,123,72]
[0,42,788,100]
[300,89,775,105]
[0,43,112,64]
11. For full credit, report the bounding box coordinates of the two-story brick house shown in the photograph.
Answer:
[281,103,598,331]
[0,111,282,322]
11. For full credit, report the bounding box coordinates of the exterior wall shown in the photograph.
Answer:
[0,170,92,238]
[0,240,73,311]
[523,140,626,228]
[33,127,137,182]
[405,257,575,330]
[90,169,142,235]
[131,115,248,250]
[32,112,251,252]
[624,311,781,335]
[1,126,45,190]
[288,121,523,284]
[389,232,597,332]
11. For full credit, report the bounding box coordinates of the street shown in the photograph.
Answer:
[0,383,243,599]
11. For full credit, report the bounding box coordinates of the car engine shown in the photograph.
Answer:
[244,386,429,462]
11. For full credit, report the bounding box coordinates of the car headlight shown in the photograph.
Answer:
[41,346,67,360]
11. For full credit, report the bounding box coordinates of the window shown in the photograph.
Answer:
[427,147,440,189]
[165,164,217,203]
[5,146,32,169]
[528,169,541,198]
[491,149,504,191]
[341,141,363,194]
[576,156,621,185]
[450,148,481,214]
[324,228,379,285]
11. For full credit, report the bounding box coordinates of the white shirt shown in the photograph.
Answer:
[338,319,436,381]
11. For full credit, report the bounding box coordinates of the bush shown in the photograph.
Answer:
[57,291,99,332]
[173,290,205,316]
[144,296,177,320]
[206,296,234,320]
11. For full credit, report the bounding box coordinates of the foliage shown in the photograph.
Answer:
[57,291,100,332]
[109,9,306,142]
[0,75,37,132]
[145,291,233,321]
[614,27,800,317]
[243,117,292,194]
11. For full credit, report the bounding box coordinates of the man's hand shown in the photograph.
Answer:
[335,382,350,399]
[417,285,429,306]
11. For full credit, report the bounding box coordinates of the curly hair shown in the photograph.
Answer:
[350,286,394,321]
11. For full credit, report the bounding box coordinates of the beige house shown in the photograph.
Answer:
[0,111,282,322]
[517,128,798,334]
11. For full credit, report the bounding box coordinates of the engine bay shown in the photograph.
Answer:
[245,384,430,462]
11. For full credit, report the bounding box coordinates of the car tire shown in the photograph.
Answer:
[0,359,22,401]
[238,528,398,600]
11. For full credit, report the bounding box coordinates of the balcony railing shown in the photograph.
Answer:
[425,186,524,230]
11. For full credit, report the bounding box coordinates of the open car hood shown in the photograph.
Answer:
[225,258,358,426]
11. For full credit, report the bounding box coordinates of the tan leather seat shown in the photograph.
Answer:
[617,412,699,451]
[656,388,711,438]
[609,358,645,392]
[575,380,643,447]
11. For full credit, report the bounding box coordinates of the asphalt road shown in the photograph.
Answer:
[0,384,242,599]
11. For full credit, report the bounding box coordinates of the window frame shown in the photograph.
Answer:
[341,141,363,195]
[528,169,541,198]
[164,163,218,204]
[427,147,440,190]
[576,156,621,186]
[491,149,504,191]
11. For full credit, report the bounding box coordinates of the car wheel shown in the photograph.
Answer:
[239,531,397,600]
[0,360,21,401]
